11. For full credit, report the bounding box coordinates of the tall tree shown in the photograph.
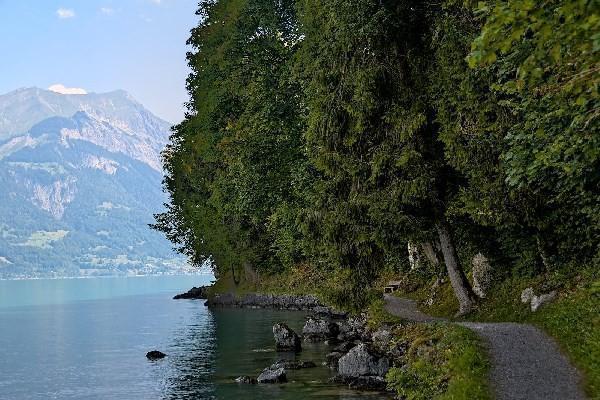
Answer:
[298,0,477,312]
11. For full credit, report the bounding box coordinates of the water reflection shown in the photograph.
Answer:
[161,305,217,399]
[201,308,392,400]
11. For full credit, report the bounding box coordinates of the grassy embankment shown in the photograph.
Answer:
[396,268,600,398]
[208,265,492,400]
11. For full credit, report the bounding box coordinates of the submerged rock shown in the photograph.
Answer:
[234,375,257,384]
[146,350,166,360]
[273,323,302,352]
[348,375,387,391]
[270,359,316,370]
[257,367,287,383]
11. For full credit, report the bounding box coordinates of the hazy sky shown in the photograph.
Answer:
[0,0,199,123]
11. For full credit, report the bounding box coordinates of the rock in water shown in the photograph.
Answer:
[146,350,166,360]
[270,360,316,370]
[234,376,257,384]
[257,367,287,383]
[348,375,387,391]
[302,317,339,342]
[273,323,301,352]
[472,253,493,298]
[337,343,390,378]
[173,286,209,300]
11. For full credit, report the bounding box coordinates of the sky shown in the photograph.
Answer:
[0,0,199,123]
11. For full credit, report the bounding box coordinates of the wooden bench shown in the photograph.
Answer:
[384,280,403,293]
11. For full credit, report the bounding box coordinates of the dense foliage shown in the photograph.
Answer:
[155,0,599,309]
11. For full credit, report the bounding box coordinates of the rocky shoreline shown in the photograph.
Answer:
[248,309,397,392]
[204,292,348,318]
[175,287,397,394]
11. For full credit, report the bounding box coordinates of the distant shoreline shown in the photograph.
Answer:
[0,272,214,282]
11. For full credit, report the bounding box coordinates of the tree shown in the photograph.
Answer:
[154,0,307,279]
[297,0,477,313]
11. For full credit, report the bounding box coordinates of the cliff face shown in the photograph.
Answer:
[0,88,190,278]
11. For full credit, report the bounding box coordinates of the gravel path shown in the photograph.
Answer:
[384,294,588,400]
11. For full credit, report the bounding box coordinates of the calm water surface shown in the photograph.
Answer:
[0,276,390,399]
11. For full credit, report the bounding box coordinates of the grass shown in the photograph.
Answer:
[397,269,600,398]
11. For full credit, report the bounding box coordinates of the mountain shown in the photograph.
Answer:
[0,88,192,279]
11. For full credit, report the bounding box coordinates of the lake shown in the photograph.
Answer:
[0,275,390,399]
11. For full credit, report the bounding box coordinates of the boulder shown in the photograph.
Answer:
[146,350,166,360]
[521,287,535,304]
[302,317,339,342]
[257,367,287,383]
[234,376,257,384]
[273,323,301,352]
[270,359,316,370]
[337,343,390,378]
[336,314,368,342]
[371,328,393,352]
[472,253,493,298]
[531,291,557,312]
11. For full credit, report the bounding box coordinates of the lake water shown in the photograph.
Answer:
[0,276,390,399]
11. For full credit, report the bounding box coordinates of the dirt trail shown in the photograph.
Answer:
[384,294,588,400]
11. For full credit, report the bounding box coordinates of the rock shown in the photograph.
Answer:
[326,351,344,369]
[273,323,301,352]
[333,341,356,353]
[371,328,392,352]
[257,367,287,383]
[206,293,238,307]
[270,359,316,370]
[521,287,535,304]
[329,375,388,391]
[173,286,209,300]
[302,317,339,342]
[472,253,493,298]
[234,376,257,384]
[348,375,387,391]
[146,350,166,360]
[337,343,390,378]
[336,314,368,342]
[311,306,348,319]
[205,292,326,311]
[531,291,557,312]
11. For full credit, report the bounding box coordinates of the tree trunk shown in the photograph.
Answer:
[407,242,422,270]
[436,221,475,315]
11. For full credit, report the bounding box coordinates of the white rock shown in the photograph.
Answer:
[472,253,493,298]
[521,287,535,304]
[531,291,557,312]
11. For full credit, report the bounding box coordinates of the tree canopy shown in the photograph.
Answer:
[155,0,599,310]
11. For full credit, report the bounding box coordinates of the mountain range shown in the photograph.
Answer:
[0,87,193,279]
